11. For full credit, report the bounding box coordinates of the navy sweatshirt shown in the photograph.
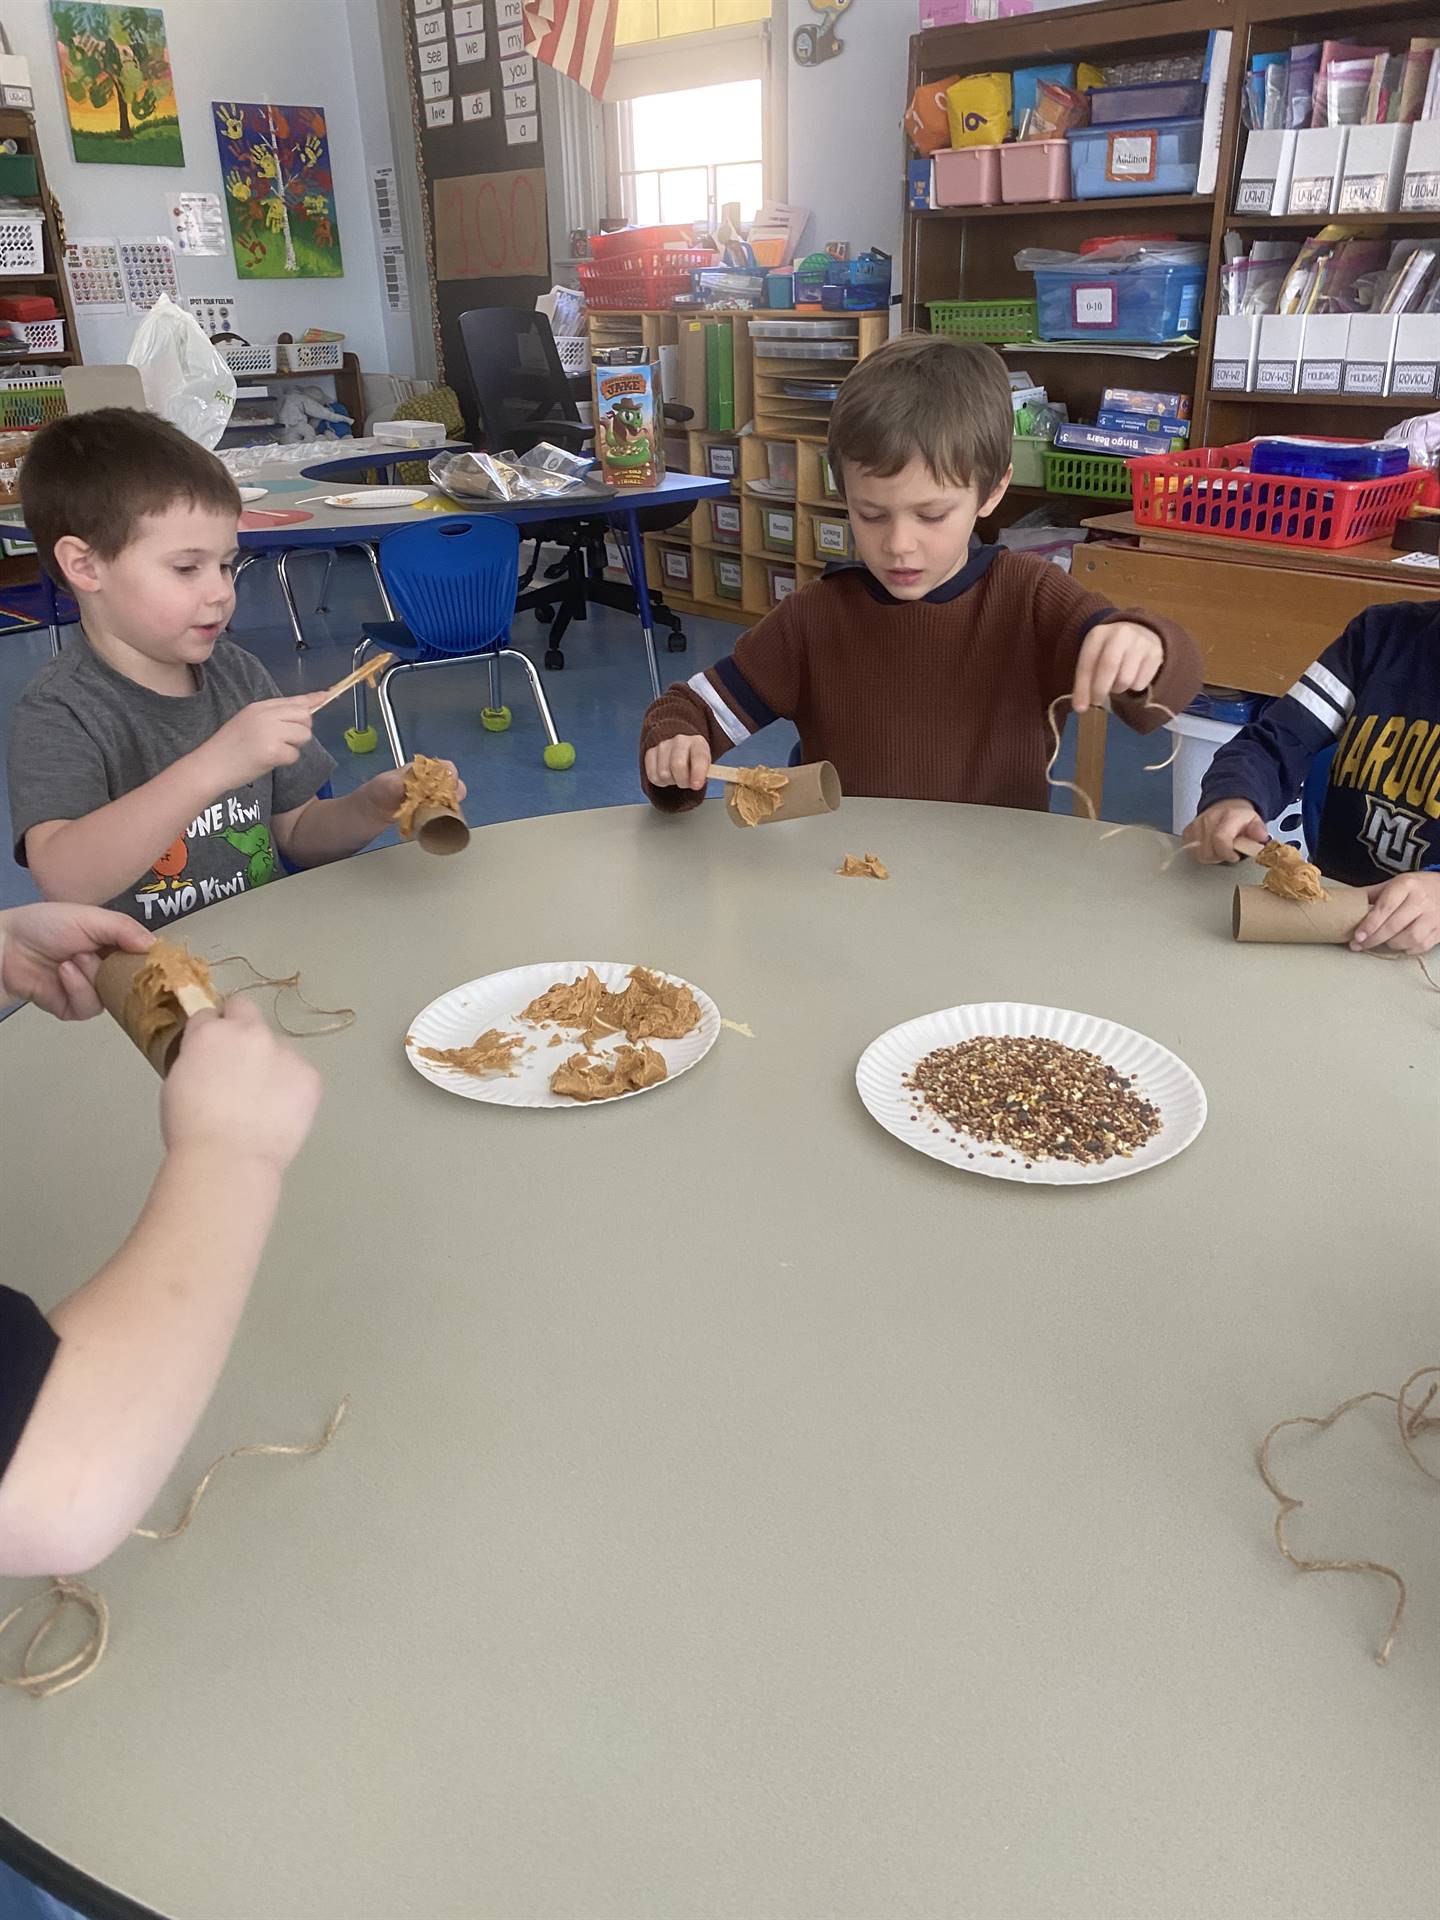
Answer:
[1198,601,1440,888]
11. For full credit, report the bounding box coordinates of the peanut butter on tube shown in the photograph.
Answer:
[1232,882,1369,945]
[95,943,219,1075]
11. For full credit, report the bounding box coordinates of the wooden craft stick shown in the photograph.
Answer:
[1235,836,1268,859]
[173,983,218,1017]
[312,652,395,712]
[708,765,743,784]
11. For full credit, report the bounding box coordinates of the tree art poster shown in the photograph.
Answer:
[52,4,184,167]
[212,102,343,280]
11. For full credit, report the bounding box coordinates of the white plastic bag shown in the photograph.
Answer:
[126,294,237,448]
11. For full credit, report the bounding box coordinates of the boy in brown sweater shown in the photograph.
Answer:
[640,335,1202,809]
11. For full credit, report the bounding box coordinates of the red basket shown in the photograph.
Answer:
[578,248,719,310]
[1129,439,1426,550]
[588,225,693,260]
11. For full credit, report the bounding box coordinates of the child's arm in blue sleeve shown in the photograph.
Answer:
[1197,618,1373,820]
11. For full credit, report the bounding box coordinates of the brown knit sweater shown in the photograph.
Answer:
[639,546,1203,812]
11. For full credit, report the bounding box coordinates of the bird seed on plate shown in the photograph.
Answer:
[903,1035,1161,1166]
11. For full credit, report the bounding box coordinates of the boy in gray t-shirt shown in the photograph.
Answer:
[7,409,461,927]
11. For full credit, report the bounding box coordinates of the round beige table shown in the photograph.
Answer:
[2,801,1436,1920]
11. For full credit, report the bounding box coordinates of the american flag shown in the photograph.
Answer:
[522,0,619,99]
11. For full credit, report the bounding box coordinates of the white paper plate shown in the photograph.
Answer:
[237,486,268,503]
[406,961,721,1109]
[324,487,429,510]
[855,1002,1206,1186]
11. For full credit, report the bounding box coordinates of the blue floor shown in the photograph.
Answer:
[0,550,1169,914]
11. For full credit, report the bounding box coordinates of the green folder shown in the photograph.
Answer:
[705,322,734,433]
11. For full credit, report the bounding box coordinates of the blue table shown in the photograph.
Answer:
[237,465,731,700]
[0,462,730,701]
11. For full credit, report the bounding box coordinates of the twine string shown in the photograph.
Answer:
[208,955,357,1039]
[1258,1365,1440,1667]
[1,1401,348,1699]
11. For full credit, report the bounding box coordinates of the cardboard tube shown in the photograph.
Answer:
[1232,881,1369,945]
[724,760,842,828]
[94,948,216,1075]
[412,803,471,856]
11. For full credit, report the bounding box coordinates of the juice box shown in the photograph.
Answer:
[592,353,666,490]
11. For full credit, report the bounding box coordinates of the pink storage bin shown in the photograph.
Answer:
[920,0,1032,20]
[999,138,1072,204]
[934,146,1002,208]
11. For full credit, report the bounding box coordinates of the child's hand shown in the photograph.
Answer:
[1071,621,1165,713]
[163,998,321,1175]
[206,696,318,790]
[360,761,467,826]
[1182,800,1269,865]
[1350,871,1440,955]
[645,734,712,792]
[0,903,152,1019]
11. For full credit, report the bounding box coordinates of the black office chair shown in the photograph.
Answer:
[457,306,694,671]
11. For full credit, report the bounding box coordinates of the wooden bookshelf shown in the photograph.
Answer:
[905,0,1440,491]
[592,305,886,627]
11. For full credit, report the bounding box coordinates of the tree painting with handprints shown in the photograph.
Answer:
[51,4,184,166]
[213,103,343,280]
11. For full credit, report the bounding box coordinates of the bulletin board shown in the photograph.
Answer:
[406,0,553,434]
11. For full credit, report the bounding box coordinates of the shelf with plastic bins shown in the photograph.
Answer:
[915,193,1214,221]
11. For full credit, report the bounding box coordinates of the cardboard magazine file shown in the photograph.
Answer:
[95,947,219,1075]
[1231,881,1369,945]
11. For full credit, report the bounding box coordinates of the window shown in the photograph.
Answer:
[615,0,770,46]
[601,15,779,234]
[617,78,764,228]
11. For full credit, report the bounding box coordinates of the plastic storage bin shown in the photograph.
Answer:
[812,513,852,559]
[762,506,796,553]
[705,441,739,480]
[713,555,743,602]
[0,377,65,429]
[1130,440,1426,549]
[928,297,1037,343]
[0,210,44,276]
[1031,260,1205,343]
[12,318,65,356]
[934,146,1002,207]
[999,139,1071,204]
[820,252,892,312]
[710,499,742,546]
[750,319,851,339]
[1087,81,1204,124]
[1010,432,1049,487]
[1042,447,1133,500]
[658,545,693,591]
[766,564,797,605]
[1067,116,1203,200]
[278,339,344,373]
[218,340,279,377]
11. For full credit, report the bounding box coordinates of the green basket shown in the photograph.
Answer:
[928,298,1037,344]
[1011,433,1049,489]
[0,381,66,430]
[1042,448,1133,502]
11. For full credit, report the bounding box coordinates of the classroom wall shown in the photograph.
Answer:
[782,0,1103,269]
[2,0,405,373]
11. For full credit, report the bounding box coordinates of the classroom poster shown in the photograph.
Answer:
[51,4,184,166]
[212,102,344,279]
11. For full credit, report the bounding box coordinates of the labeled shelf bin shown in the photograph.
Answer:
[1029,258,1205,344]
[1067,116,1203,200]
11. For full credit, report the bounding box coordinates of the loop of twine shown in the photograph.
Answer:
[0,1399,348,1699]
[1043,693,1179,826]
[1258,1365,1439,1667]
[0,1579,109,1701]
[208,955,357,1039]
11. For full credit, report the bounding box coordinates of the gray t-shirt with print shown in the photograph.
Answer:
[7,637,335,927]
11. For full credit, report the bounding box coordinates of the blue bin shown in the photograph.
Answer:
[1031,260,1205,343]
[1067,115,1203,199]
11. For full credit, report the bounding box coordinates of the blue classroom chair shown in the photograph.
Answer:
[347,517,574,771]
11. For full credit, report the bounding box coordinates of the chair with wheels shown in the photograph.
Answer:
[456,306,694,673]
[349,516,575,771]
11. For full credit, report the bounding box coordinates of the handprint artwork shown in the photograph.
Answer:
[212,102,343,279]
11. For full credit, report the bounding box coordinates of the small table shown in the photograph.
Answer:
[1075,510,1440,814]
[0,464,729,700]
[235,466,731,699]
[1,801,1433,1920]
